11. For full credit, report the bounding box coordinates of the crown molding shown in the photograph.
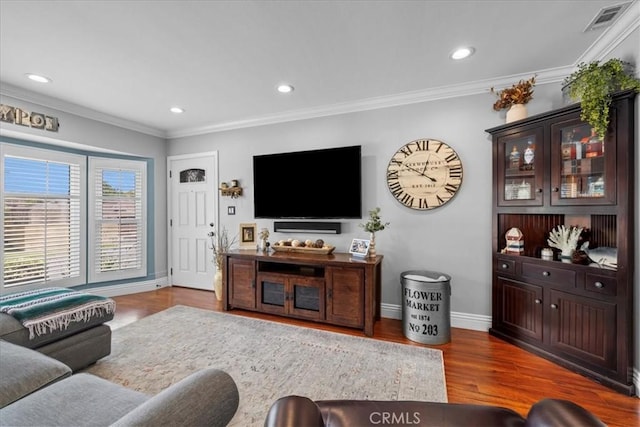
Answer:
[0,83,166,138]
[166,66,575,139]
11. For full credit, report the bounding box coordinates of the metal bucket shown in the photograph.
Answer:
[401,270,451,345]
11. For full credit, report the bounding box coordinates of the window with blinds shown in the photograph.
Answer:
[1,145,86,290]
[89,158,146,282]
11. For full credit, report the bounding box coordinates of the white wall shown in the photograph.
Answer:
[167,83,565,320]
[0,94,169,281]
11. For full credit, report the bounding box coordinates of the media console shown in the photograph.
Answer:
[222,250,383,336]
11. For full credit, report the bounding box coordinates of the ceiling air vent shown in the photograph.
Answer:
[584,2,631,31]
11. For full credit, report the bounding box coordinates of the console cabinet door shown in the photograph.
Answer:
[548,289,617,371]
[494,277,543,343]
[325,267,364,328]
[257,272,286,316]
[228,258,256,310]
[289,276,325,321]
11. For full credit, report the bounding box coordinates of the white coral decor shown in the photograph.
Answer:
[547,225,583,258]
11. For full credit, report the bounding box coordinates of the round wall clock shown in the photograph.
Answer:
[386,138,463,210]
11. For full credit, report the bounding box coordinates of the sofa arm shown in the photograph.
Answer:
[525,398,605,427]
[265,396,325,427]
[111,368,239,427]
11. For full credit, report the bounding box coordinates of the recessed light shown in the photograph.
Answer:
[277,84,294,93]
[25,73,52,83]
[170,107,185,114]
[450,47,475,60]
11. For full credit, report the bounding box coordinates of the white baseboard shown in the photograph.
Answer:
[87,277,169,297]
[634,368,640,398]
[380,303,491,332]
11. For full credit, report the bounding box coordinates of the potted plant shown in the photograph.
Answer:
[359,207,389,257]
[563,58,640,139]
[491,76,536,123]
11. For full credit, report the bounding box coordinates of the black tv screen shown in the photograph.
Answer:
[253,145,361,219]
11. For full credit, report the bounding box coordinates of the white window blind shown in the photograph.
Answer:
[1,144,85,291]
[89,158,146,282]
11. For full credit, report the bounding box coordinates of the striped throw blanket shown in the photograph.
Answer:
[0,287,115,339]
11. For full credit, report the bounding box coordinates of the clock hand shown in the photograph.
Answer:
[404,165,437,182]
[421,153,431,175]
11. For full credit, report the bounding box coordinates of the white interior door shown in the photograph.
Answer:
[168,154,218,290]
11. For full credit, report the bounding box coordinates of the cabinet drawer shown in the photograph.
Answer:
[584,273,617,296]
[495,258,516,275]
[522,262,576,286]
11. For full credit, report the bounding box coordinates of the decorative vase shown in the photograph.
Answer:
[506,103,527,123]
[214,269,223,301]
[369,232,376,258]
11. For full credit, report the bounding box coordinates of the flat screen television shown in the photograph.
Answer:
[253,145,361,219]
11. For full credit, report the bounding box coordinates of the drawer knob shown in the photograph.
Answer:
[534,298,542,304]
[553,187,559,193]
[550,303,558,309]
[536,188,543,193]
[542,271,550,277]
[594,281,604,289]
[501,263,509,269]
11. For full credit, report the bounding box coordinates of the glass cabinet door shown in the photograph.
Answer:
[496,128,544,206]
[551,119,615,205]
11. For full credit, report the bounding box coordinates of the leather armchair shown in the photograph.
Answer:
[264,395,606,427]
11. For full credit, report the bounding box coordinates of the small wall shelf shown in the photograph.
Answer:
[220,186,243,198]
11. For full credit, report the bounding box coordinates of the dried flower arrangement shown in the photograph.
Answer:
[491,76,536,111]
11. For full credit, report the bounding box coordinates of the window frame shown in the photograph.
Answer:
[88,157,147,283]
[1,143,87,292]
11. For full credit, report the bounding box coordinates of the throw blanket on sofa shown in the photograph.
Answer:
[0,287,115,339]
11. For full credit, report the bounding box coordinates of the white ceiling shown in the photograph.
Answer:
[0,1,638,139]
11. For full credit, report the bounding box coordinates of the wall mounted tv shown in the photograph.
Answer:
[253,145,362,219]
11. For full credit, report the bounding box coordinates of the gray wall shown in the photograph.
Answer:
[167,83,564,320]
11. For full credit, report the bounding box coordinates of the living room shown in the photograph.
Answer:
[1,1,639,426]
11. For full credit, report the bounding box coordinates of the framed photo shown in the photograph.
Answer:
[239,223,257,249]
[349,238,370,257]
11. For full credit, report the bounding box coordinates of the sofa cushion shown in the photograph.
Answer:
[0,340,71,408]
[0,309,114,349]
[0,373,149,426]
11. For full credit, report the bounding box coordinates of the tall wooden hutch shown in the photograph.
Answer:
[486,90,636,395]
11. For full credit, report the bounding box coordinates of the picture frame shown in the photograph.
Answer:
[349,238,370,257]
[239,223,257,249]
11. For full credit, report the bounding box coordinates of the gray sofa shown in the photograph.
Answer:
[0,340,239,426]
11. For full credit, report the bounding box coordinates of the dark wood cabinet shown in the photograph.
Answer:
[486,90,635,395]
[326,266,365,328]
[223,250,382,336]
[227,257,256,310]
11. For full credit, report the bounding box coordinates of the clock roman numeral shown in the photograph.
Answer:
[390,158,403,167]
[435,142,444,153]
[399,146,413,157]
[444,184,458,195]
[400,192,414,207]
[418,198,429,209]
[414,140,427,151]
[448,166,462,178]
[445,152,458,163]
[436,195,447,205]
[387,170,399,180]
[388,181,402,195]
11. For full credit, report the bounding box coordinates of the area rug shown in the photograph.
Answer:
[85,305,447,426]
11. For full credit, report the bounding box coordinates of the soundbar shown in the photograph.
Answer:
[273,221,342,234]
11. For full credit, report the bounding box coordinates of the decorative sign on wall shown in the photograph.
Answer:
[0,104,59,132]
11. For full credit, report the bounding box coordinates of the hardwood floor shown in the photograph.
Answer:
[108,286,638,427]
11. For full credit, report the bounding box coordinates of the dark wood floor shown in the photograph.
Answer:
[109,286,638,427]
